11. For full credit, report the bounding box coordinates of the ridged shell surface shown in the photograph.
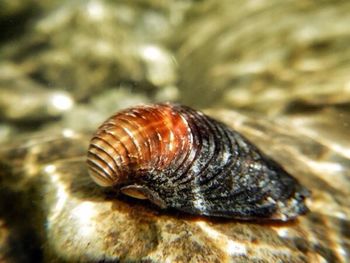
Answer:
[87,103,310,221]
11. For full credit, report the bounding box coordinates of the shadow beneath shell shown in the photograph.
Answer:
[86,187,305,227]
[64,162,307,226]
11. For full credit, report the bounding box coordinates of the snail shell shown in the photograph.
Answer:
[87,103,310,221]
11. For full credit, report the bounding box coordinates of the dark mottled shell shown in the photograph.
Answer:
[87,103,310,221]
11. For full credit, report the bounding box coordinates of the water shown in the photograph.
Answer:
[0,1,349,262]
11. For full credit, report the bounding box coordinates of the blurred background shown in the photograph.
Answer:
[1,0,350,138]
[0,0,349,262]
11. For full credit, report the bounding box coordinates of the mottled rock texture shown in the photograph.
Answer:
[1,109,349,262]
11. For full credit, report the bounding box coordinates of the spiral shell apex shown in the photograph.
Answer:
[87,103,310,221]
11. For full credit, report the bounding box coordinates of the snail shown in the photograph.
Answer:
[87,103,310,221]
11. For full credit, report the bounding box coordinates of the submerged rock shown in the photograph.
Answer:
[176,0,350,115]
[0,219,11,262]
[0,109,348,262]
[0,0,181,101]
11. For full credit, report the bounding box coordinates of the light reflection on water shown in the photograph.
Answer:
[0,0,349,262]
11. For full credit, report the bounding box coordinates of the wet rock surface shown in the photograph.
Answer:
[1,111,349,262]
[0,0,349,262]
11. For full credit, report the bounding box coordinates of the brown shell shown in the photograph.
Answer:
[87,103,310,221]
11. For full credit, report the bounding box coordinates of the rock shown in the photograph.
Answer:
[0,109,348,262]
[0,219,11,262]
[0,63,74,122]
[176,0,350,115]
[0,0,182,101]
[51,88,151,133]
